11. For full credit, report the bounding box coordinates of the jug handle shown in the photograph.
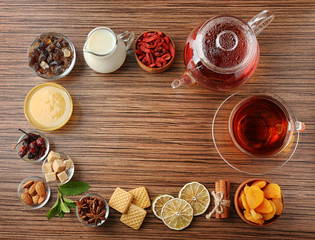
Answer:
[118,31,135,50]
[248,10,274,36]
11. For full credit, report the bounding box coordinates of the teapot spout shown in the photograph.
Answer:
[171,71,197,89]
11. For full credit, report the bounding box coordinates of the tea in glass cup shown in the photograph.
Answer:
[229,95,291,156]
[212,90,305,174]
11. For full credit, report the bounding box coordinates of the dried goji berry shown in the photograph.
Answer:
[136,31,175,68]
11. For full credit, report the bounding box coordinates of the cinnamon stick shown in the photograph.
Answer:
[223,181,230,218]
[219,180,228,218]
[215,181,220,219]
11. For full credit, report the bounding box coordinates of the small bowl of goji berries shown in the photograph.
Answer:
[134,30,175,73]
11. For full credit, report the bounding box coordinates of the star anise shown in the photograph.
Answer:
[77,196,107,226]
[76,200,88,213]
[86,209,106,226]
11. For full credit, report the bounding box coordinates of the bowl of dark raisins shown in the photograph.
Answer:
[16,129,50,163]
[28,32,76,80]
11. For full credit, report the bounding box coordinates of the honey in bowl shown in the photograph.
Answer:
[24,83,73,131]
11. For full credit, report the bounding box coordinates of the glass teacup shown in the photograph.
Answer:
[212,90,305,175]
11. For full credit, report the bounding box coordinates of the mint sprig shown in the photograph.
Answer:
[46,180,90,219]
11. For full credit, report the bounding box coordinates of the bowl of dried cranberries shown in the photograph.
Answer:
[28,32,76,79]
[16,129,49,163]
[134,30,175,73]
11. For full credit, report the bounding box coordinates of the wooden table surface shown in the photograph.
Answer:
[0,0,314,239]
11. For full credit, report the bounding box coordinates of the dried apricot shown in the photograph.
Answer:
[261,200,276,221]
[272,198,283,215]
[251,180,267,189]
[241,193,250,212]
[238,189,245,209]
[264,183,281,199]
[255,198,273,213]
[250,209,263,220]
[244,210,264,225]
[244,184,249,195]
[246,186,264,209]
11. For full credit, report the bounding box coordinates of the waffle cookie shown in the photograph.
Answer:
[109,187,133,214]
[120,204,147,230]
[129,186,151,209]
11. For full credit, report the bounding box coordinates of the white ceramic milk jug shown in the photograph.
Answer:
[83,27,134,73]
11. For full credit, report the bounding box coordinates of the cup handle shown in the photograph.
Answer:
[118,30,135,50]
[294,121,305,133]
[248,10,274,36]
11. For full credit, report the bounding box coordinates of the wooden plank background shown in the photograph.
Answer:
[0,0,314,239]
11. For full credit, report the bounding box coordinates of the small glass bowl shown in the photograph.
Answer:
[76,193,109,227]
[234,178,283,226]
[42,152,74,186]
[28,32,76,80]
[24,82,73,131]
[17,176,51,209]
[16,130,49,163]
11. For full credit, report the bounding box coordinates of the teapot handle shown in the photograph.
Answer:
[118,30,135,50]
[248,10,274,36]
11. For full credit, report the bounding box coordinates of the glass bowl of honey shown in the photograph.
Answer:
[24,82,73,131]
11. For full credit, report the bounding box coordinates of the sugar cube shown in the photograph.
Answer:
[45,172,57,182]
[53,159,66,173]
[57,171,69,184]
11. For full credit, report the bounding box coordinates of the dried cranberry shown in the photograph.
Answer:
[29,141,38,154]
[19,145,29,158]
[28,152,34,159]
[36,137,45,148]
[39,147,47,158]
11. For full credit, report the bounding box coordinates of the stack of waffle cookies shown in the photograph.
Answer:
[109,186,151,230]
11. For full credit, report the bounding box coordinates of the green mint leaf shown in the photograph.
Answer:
[58,205,65,219]
[58,212,64,219]
[46,198,60,219]
[60,197,70,213]
[59,181,90,196]
[63,197,77,208]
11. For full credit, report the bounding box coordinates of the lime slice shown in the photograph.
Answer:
[161,198,193,230]
[152,194,174,220]
[178,182,210,216]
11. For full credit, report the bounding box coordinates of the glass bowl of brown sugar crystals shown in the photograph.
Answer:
[28,32,76,80]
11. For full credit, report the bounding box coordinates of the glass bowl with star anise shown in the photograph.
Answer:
[76,193,109,227]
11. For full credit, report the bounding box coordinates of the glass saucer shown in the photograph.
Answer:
[212,90,301,175]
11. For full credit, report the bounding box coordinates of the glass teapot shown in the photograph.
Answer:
[171,10,274,91]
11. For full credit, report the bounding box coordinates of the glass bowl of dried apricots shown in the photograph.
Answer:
[234,179,284,226]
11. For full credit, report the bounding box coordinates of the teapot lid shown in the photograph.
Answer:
[196,16,257,74]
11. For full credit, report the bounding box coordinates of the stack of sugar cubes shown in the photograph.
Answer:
[43,151,73,184]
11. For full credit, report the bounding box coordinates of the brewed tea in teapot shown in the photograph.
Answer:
[172,10,274,91]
